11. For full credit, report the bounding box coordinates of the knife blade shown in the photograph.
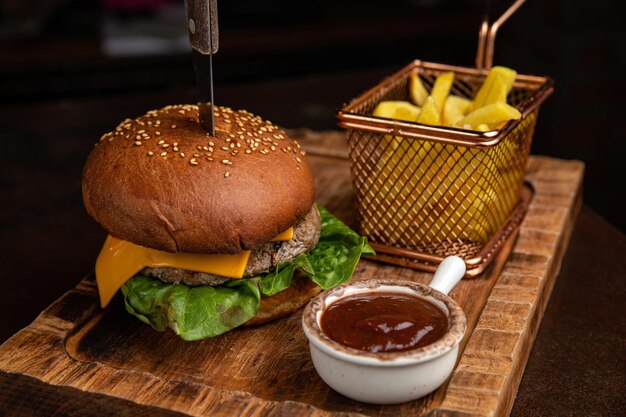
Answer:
[184,0,219,136]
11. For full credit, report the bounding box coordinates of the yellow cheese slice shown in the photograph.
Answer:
[271,227,294,241]
[96,227,293,308]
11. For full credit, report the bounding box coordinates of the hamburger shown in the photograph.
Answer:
[82,104,373,340]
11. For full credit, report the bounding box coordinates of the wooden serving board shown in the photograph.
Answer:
[0,130,583,417]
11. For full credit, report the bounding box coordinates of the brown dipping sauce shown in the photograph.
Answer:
[320,292,448,353]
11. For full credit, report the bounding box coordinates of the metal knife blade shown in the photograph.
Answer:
[184,0,219,135]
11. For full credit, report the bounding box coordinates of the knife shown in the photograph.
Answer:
[184,0,219,136]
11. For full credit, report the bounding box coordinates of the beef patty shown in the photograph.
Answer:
[142,205,321,286]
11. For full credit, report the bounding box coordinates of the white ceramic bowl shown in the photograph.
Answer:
[302,257,467,404]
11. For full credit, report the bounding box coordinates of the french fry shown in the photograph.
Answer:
[470,66,517,112]
[417,96,440,126]
[409,71,429,107]
[456,102,521,130]
[373,101,420,122]
[442,95,471,126]
[431,72,454,112]
[481,74,508,107]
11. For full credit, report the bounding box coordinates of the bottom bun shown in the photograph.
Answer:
[242,273,322,326]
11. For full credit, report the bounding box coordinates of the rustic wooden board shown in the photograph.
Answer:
[0,130,583,417]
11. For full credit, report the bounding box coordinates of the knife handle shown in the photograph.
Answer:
[184,0,219,55]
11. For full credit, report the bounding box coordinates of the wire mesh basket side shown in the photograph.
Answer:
[346,109,538,258]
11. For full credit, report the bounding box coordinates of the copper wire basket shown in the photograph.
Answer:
[337,0,553,276]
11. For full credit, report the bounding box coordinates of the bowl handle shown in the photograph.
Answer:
[429,256,466,295]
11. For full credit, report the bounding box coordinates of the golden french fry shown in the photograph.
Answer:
[442,95,471,126]
[470,66,517,112]
[481,74,508,107]
[456,102,521,130]
[431,72,454,112]
[417,96,440,126]
[409,71,429,107]
[373,101,420,122]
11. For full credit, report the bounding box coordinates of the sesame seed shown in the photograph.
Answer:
[160,151,167,157]
[224,171,230,178]
[155,131,161,136]
[180,152,185,157]
[270,145,276,151]
[229,143,235,148]
[190,159,199,166]
[147,151,154,156]
[138,130,145,134]
[158,140,165,145]
[221,146,229,151]
[209,141,215,146]
[135,141,142,146]
[162,144,169,148]
[296,157,301,163]
[203,146,209,151]
[245,149,251,154]
[173,147,179,152]
[171,125,177,129]
[221,159,230,164]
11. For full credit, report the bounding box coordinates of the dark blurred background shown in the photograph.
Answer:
[0,0,624,340]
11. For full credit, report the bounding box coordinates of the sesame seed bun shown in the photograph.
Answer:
[82,105,315,254]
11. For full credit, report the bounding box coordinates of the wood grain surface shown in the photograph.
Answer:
[0,130,583,417]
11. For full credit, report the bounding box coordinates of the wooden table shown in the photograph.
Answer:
[0,96,624,416]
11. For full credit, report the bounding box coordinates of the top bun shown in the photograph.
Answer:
[82,105,315,254]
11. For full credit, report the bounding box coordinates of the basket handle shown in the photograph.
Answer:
[475,0,526,69]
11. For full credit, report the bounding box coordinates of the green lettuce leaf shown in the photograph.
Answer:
[122,276,260,341]
[256,253,314,296]
[308,206,375,289]
[121,206,374,340]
